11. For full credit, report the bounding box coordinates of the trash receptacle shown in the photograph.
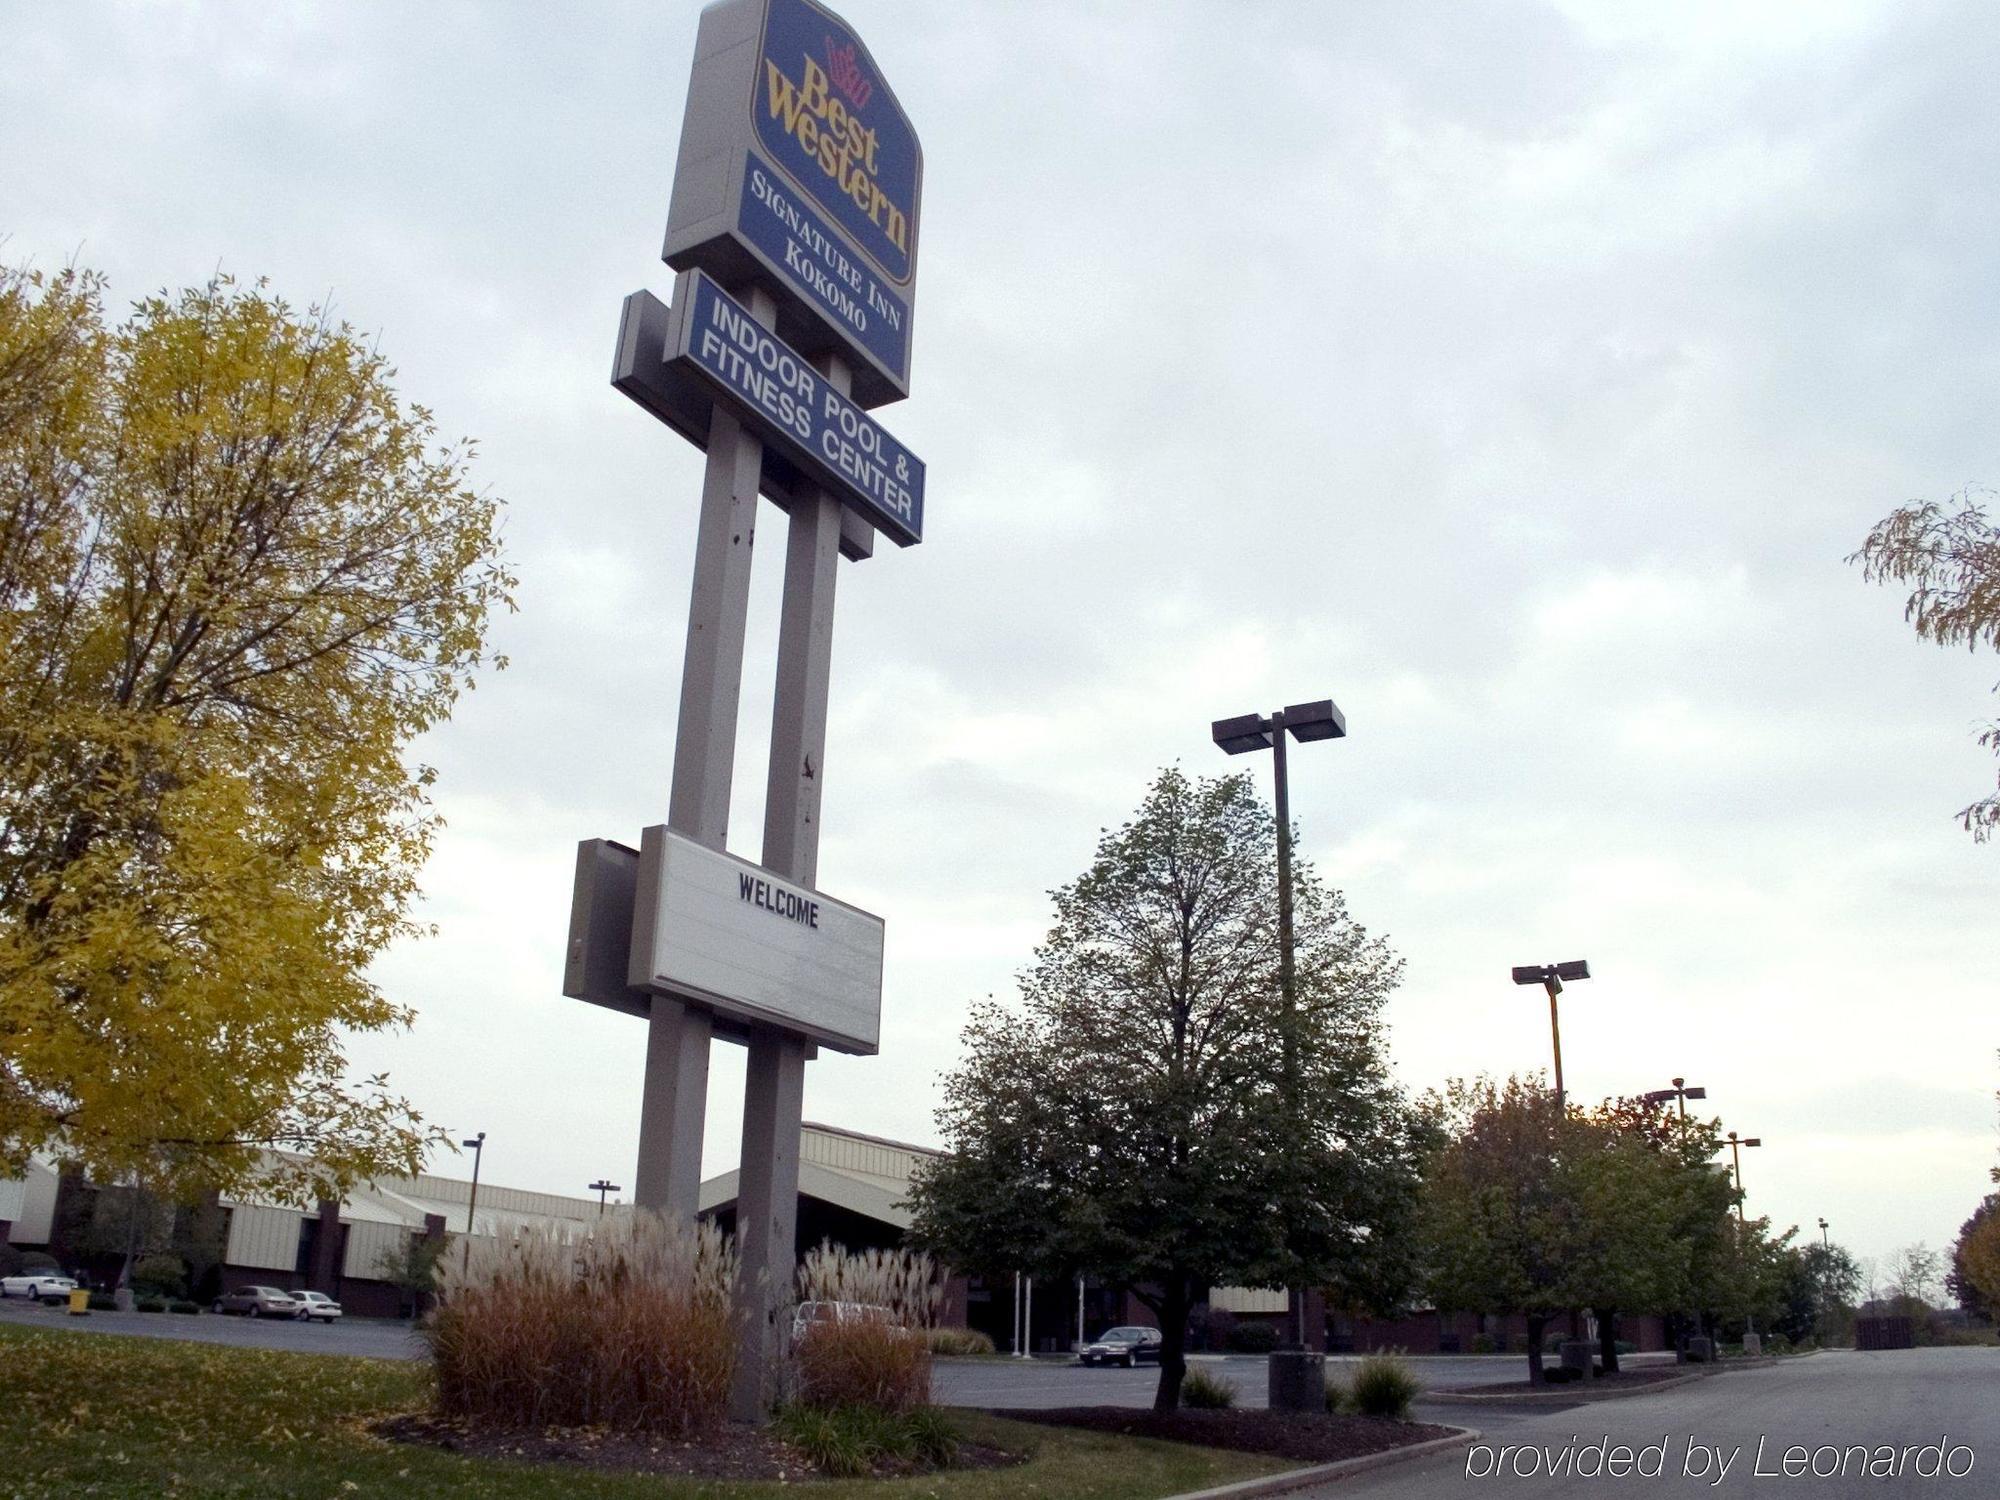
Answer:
[67,1287,90,1316]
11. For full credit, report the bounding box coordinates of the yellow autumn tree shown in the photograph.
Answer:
[0,262,514,1204]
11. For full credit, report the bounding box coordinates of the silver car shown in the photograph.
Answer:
[292,1290,343,1323]
[213,1285,301,1318]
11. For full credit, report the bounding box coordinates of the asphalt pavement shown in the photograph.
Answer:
[0,1295,428,1360]
[929,1350,1676,1412]
[1296,1348,2000,1497]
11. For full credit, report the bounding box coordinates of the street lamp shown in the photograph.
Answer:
[1509,961,1591,1110]
[1640,1077,1707,1360]
[461,1131,486,1265]
[1725,1131,1761,1226]
[589,1178,623,1216]
[1640,1077,1707,1122]
[1818,1217,1829,1250]
[1212,697,1344,1394]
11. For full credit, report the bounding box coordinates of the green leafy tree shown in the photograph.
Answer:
[1950,1199,2000,1322]
[0,262,514,1205]
[906,767,1421,1410]
[1591,1095,1744,1351]
[1849,488,2000,838]
[1418,1077,1685,1382]
[375,1230,451,1320]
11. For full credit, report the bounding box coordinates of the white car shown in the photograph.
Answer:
[292,1290,343,1323]
[1,1273,79,1304]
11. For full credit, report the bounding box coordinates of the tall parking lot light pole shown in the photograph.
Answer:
[1213,698,1344,1401]
[461,1131,486,1268]
[1509,961,1591,1110]
[1726,1131,1761,1227]
[1819,1217,1830,1250]
[1641,1078,1707,1359]
[589,1179,622,1217]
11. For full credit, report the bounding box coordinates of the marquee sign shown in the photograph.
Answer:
[627,825,885,1056]
[664,270,923,546]
[664,0,922,407]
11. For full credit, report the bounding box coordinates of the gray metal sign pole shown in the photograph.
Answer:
[632,284,780,1221]
[730,352,853,1420]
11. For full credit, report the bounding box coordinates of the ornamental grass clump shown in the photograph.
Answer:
[426,1213,736,1437]
[1349,1352,1421,1419]
[790,1242,942,1414]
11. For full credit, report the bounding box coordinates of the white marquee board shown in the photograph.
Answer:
[627,825,883,1055]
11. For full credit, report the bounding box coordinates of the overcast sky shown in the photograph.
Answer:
[6,0,1998,1275]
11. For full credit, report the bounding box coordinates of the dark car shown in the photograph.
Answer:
[1078,1326,1163,1367]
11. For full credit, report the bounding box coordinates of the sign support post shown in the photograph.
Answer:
[633,286,779,1221]
[732,357,850,1418]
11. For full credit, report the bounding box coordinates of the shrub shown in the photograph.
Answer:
[772,1403,961,1477]
[789,1243,941,1414]
[17,1250,58,1274]
[924,1326,996,1356]
[1224,1320,1280,1354]
[1181,1367,1236,1409]
[426,1213,737,1438]
[169,1300,200,1315]
[1470,1332,1497,1354]
[87,1292,117,1311]
[135,1297,167,1313]
[1350,1353,1421,1419]
[1325,1380,1349,1414]
[131,1253,188,1300]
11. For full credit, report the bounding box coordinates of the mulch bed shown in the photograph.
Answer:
[1432,1365,1700,1398]
[999,1406,1456,1464]
[372,1412,1021,1481]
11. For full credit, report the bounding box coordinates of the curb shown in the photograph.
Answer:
[1160,1426,1480,1500]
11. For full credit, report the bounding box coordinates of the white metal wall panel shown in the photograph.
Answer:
[226,1205,302,1272]
[1208,1286,1287,1315]
[8,1163,57,1244]
[344,1219,410,1281]
[0,1174,25,1225]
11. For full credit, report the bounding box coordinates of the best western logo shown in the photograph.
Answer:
[762,47,910,266]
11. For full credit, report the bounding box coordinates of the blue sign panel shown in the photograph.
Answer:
[752,0,920,288]
[675,273,924,547]
[739,156,910,387]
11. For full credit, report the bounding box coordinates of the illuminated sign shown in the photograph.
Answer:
[665,270,923,546]
[627,825,884,1056]
[663,0,923,407]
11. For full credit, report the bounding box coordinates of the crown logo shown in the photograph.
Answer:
[824,36,873,109]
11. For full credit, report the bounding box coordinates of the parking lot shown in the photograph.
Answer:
[0,1294,428,1360]
[931,1348,1677,1415]
[4,1294,1671,1423]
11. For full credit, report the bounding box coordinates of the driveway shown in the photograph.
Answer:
[1302,1348,2000,1496]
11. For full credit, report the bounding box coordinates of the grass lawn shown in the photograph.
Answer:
[0,1323,1296,1499]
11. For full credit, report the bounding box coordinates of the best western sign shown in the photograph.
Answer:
[665,0,922,407]
[627,826,885,1056]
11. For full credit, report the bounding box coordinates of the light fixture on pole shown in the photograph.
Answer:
[1213,697,1344,1410]
[461,1131,486,1267]
[1818,1217,1829,1250]
[1640,1077,1706,1122]
[1641,1076,1707,1361]
[589,1179,622,1216]
[1509,961,1591,1110]
[1725,1131,1761,1226]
